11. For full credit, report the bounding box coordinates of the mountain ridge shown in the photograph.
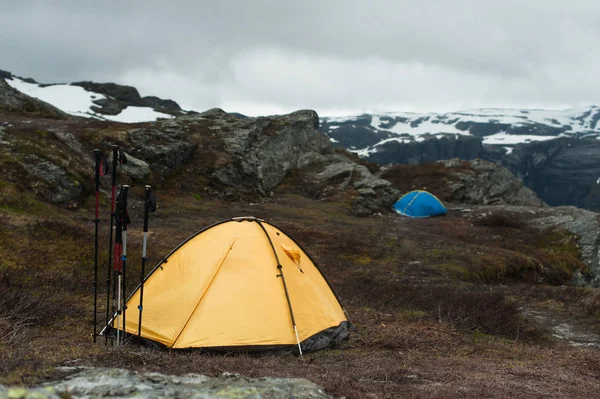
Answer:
[0,68,190,123]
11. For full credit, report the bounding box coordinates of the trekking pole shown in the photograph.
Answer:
[114,185,130,346]
[92,149,107,343]
[106,146,126,344]
[121,185,130,343]
[138,185,157,346]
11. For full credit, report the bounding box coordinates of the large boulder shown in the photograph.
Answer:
[126,128,196,177]
[0,368,335,399]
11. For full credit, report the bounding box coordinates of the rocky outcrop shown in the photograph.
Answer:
[439,158,545,206]
[532,206,600,287]
[458,204,600,287]
[381,158,544,207]
[0,78,66,117]
[307,154,399,216]
[2,106,396,214]
[126,128,196,176]
[139,109,397,215]
[0,368,335,399]
[72,81,185,117]
[20,154,83,204]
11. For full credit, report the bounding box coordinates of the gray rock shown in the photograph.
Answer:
[20,154,82,204]
[207,110,332,194]
[127,128,196,177]
[531,206,600,287]
[0,385,61,399]
[467,204,600,286]
[0,125,7,145]
[107,151,150,180]
[440,158,544,207]
[2,367,337,399]
[309,154,399,216]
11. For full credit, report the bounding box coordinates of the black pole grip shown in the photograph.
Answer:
[144,185,151,233]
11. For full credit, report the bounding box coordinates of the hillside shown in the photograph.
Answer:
[1,75,600,398]
[320,109,600,210]
[0,69,188,122]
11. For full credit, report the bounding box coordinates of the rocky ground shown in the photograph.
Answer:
[1,89,600,398]
[2,368,334,399]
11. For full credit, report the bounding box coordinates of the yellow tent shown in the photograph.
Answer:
[114,216,350,353]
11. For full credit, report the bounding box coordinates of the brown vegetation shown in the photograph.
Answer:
[0,113,599,398]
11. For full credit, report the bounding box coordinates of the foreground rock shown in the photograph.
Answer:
[0,368,335,399]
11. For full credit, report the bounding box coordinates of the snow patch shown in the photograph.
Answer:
[483,132,558,145]
[106,106,172,123]
[7,77,105,118]
[6,77,173,123]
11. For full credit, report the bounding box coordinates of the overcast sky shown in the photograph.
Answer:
[1,0,599,116]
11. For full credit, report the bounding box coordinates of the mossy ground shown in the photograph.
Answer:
[1,191,599,398]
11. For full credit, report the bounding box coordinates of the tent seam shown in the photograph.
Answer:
[171,239,236,348]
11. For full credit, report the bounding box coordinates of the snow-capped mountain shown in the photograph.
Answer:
[320,108,600,210]
[1,70,187,123]
[320,107,600,158]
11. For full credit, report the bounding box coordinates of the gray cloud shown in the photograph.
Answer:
[1,0,599,115]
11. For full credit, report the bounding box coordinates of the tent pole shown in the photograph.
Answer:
[255,220,303,356]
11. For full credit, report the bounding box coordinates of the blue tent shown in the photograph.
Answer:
[392,190,447,218]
